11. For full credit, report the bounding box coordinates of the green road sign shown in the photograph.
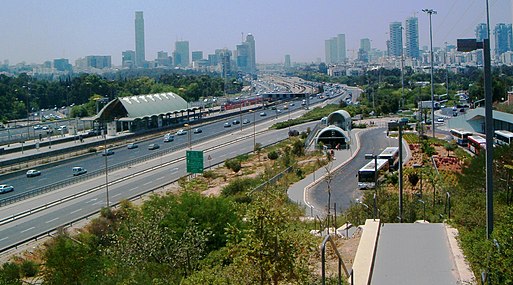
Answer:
[186,150,204,173]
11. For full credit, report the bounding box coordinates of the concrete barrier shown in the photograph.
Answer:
[351,219,381,285]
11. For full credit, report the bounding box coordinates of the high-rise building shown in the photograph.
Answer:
[236,43,249,72]
[122,50,136,68]
[134,11,145,67]
[191,51,203,62]
[174,41,190,67]
[53,58,72,72]
[475,23,488,41]
[325,37,338,64]
[76,56,111,69]
[337,34,346,62]
[156,51,172,67]
[284,54,291,69]
[245,33,256,73]
[216,48,232,78]
[360,38,371,53]
[389,22,403,57]
[494,23,513,57]
[405,17,419,58]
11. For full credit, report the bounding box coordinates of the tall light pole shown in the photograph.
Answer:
[456,0,493,240]
[249,110,256,152]
[104,127,109,207]
[22,85,30,141]
[184,123,191,150]
[423,8,437,138]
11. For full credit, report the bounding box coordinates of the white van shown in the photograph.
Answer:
[72,166,87,176]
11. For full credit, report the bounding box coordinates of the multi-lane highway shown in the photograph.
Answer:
[0,81,350,252]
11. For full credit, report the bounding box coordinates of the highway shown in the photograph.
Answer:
[308,127,404,213]
[0,95,327,201]
[0,77,349,252]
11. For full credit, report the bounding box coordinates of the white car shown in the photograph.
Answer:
[0,185,14,194]
[176,129,187,135]
[26,169,41,177]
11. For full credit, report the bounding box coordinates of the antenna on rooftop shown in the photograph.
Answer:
[241,32,244,42]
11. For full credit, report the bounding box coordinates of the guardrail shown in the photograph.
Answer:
[0,128,288,254]
[321,234,350,285]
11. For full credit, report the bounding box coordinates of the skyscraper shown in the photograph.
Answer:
[337,34,346,63]
[245,33,256,74]
[494,23,513,57]
[174,41,190,67]
[325,38,338,64]
[284,54,291,69]
[122,50,136,68]
[191,51,203,62]
[389,22,403,57]
[360,38,371,53]
[135,11,145,67]
[405,17,419,58]
[475,23,488,42]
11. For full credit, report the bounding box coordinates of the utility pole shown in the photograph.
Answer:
[423,8,437,138]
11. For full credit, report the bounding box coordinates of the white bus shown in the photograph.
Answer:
[450,129,473,146]
[494,130,513,146]
[467,135,486,155]
[358,159,389,190]
[378,147,400,170]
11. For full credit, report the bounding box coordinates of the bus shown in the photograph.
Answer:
[494,130,513,146]
[357,159,389,190]
[377,147,400,170]
[450,129,473,146]
[467,135,486,155]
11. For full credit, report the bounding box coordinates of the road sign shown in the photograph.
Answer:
[186,150,204,173]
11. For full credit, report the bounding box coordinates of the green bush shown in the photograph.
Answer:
[88,147,97,153]
[267,150,279,160]
[20,260,38,277]
[225,159,241,173]
[221,177,259,197]
[202,170,218,179]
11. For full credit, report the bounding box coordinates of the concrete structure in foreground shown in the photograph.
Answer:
[371,223,471,284]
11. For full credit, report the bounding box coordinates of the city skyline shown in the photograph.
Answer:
[1,0,513,66]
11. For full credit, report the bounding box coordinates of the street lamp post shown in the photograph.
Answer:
[413,163,423,198]
[184,124,191,150]
[103,128,109,207]
[422,8,437,138]
[22,85,30,141]
[249,110,256,152]
[418,199,426,222]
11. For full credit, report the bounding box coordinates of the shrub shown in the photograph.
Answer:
[221,177,259,197]
[225,159,241,173]
[202,170,218,179]
[20,260,38,277]
[267,150,279,160]
[88,147,97,153]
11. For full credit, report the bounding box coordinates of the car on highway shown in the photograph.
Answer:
[101,149,115,156]
[193,128,202,134]
[127,143,138,149]
[176,129,187,135]
[224,122,231,128]
[437,118,445,123]
[164,134,174,142]
[0,185,14,194]
[148,143,160,150]
[72,167,87,176]
[242,119,250,124]
[33,125,42,130]
[26,169,41,177]
[232,119,240,125]
[260,112,267,117]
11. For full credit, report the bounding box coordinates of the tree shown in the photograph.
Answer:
[225,159,242,173]
[444,141,457,157]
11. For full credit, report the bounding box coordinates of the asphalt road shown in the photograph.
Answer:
[308,127,402,213]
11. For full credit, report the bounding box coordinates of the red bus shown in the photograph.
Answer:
[468,135,486,155]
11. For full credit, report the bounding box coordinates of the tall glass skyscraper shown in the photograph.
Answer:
[135,11,145,68]
[324,34,346,64]
[405,17,419,59]
[475,23,488,41]
[174,41,190,67]
[389,22,403,57]
[494,23,513,57]
[245,33,256,74]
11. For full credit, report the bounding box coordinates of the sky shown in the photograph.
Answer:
[1,0,512,66]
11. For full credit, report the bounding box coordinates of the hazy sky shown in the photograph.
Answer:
[1,0,512,66]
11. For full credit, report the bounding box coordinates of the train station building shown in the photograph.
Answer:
[315,110,352,149]
[84,92,202,135]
